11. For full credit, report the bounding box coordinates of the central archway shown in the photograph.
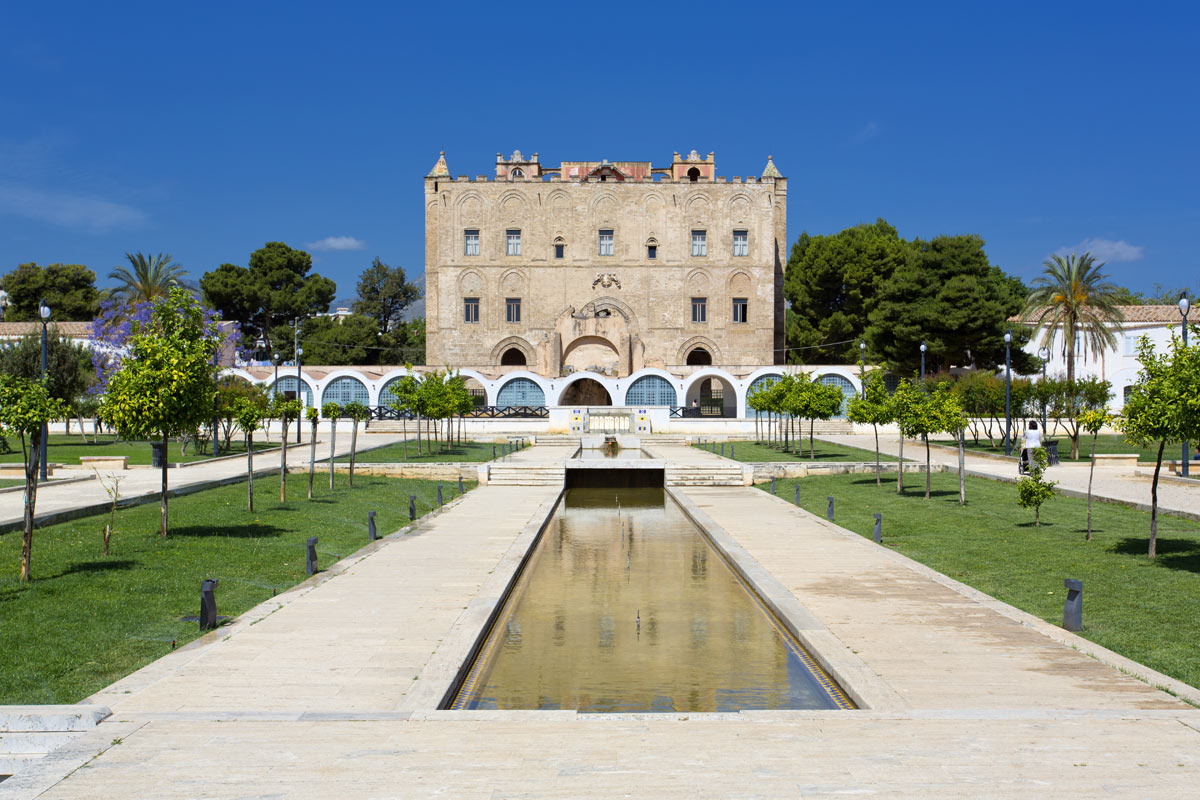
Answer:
[560,378,611,406]
[562,336,620,375]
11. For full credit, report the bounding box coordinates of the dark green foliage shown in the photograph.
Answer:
[295,314,379,365]
[0,327,94,406]
[0,263,99,321]
[352,257,421,335]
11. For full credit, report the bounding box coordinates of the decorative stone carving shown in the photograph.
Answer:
[592,273,622,291]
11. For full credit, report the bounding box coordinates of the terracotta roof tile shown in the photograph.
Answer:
[1011,305,1185,325]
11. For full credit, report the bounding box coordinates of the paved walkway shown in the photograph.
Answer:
[821,432,1200,516]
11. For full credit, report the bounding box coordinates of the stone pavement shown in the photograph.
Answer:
[3,439,1199,798]
[820,432,1200,517]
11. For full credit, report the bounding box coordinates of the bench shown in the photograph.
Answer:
[80,456,129,471]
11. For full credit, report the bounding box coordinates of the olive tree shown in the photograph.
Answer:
[99,289,221,538]
[233,396,267,512]
[342,401,370,486]
[322,402,342,489]
[846,372,893,485]
[0,375,69,581]
[1077,408,1113,541]
[272,397,302,502]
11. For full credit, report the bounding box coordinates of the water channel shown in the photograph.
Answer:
[449,484,853,712]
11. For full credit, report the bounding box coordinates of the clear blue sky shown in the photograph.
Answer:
[2,1,1197,304]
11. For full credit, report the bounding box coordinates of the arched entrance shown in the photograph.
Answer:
[560,378,611,406]
[685,374,736,416]
[685,347,712,366]
[500,347,527,366]
[562,336,620,375]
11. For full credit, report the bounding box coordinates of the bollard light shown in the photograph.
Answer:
[437,484,443,506]
[1063,579,1082,631]
[409,495,416,521]
[458,475,464,495]
[306,537,318,575]
[873,513,882,544]
[368,510,377,541]
[493,444,497,459]
[770,477,776,495]
[730,444,734,460]
[794,485,800,505]
[826,496,834,521]
[200,578,219,630]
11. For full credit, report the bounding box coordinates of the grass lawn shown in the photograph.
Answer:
[696,439,898,463]
[0,479,24,489]
[933,433,1187,463]
[765,470,1200,691]
[0,433,261,466]
[0,472,475,704]
[341,439,499,463]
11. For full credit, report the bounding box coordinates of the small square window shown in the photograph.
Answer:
[506,229,521,256]
[691,230,707,257]
[647,245,657,260]
[506,297,521,324]
[464,297,479,324]
[733,230,748,257]
[598,229,614,256]
[464,229,479,256]
[691,297,707,323]
[732,297,748,323]
[554,243,565,259]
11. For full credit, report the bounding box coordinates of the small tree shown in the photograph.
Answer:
[1077,408,1112,541]
[846,372,893,486]
[342,401,370,486]
[272,397,301,502]
[389,372,422,457]
[233,397,266,512]
[306,406,320,499]
[889,379,923,494]
[0,375,69,581]
[99,288,221,538]
[322,402,342,489]
[1017,447,1057,527]
[1120,330,1200,558]
[895,381,961,499]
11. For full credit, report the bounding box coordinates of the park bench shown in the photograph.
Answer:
[80,455,129,471]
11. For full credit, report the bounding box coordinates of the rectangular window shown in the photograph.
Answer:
[647,244,657,259]
[691,297,707,323]
[506,297,521,323]
[463,297,479,324]
[554,243,564,259]
[598,229,614,256]
[691,230,707,257]
[732,297,748,323]
[464,229,479,256]
[1124,335,1136,355]
[506,229,521,256]
[733,230,748,257]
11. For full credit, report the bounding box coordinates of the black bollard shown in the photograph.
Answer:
[794,485,800,505]
[826,496,834,521]
[770,477,776,495]
[873,513,882,544]
[1063,579,1082,631]
[437,484,443,506]
[458,475,464,495]
[368,510,377,541]
[492,444,497,459]
[199,578,219,630]
[306,537,318,575]
[730,444,734,460]
[409,494,416,521]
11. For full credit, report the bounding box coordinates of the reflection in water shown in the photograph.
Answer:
[456,488,849,712]
[573,448,651,460]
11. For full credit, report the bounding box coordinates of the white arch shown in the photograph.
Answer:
[318,370,372,410]
[546,371,618,406]
[219,367,261,386]
[681,367,741,416]
[495,371,551,407]
[740,367,790,419]
[616,368,681,406]
[375,367,418,407]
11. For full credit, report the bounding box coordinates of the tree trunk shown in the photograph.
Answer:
[20,432,39,582]
[246,430,254,513]
[958,429,966,505]
[874,424,881,486]
[160,430,169,538]
[308,421,317,499]
[809,418,815,459]
[925,437,932,499]
[329,416,336,490]
[1035,505,1040,527]
[1149,439,1165,558]
[280,420,288,503]
[402,415,408,460]
[349,419,358,487]
[897,435,905,493]
[417,412,423,456]
[77,414,87,443]
[1086,432,1097,540]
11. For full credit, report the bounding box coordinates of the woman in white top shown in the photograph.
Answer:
[1021,421,1042,473]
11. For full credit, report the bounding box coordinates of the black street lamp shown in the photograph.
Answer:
[38,299,50,482]
[1004,329,1013,456]
[1180,294,1191,478]
[919,340,927,383]
[859,340,867,398]
[1038,346,1050,434]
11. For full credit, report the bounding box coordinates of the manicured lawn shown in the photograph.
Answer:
[0,472,474,704]
[0,479,24,489]
[341,439,500,463]
[695,439,898,463]
[765,471,1200,692]
[933,433,1187,463]
[0,433,260,466]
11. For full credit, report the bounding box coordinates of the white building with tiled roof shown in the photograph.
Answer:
[1016,305,1194,409]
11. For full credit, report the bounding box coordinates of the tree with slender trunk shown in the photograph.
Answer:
[322,402,341,489]
[306,407,319,499]
[108,252,187,304]
[274,398,301,503]
[889,380,923,494]
[1078,409,1112,540]
[342,402,370,487]
[233,398,266,512]
[846,372,893,486]
[1021,252,1124,457]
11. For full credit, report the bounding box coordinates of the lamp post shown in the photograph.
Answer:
[272,352,279,398]
[211,353,220,457]
[1004,329,1012,456]
[919,340,927,384]
[38,299,50,482]
[296,346,304,444]
[1180,294,1191,477]
[859,340,867,398]
[1038,346,1050,434]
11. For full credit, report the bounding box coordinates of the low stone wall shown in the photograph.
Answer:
[287,462,482,482]
[748,462,929,484]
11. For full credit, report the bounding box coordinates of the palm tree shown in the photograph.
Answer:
[1022,252,1125,386]
[108,252,187,304]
